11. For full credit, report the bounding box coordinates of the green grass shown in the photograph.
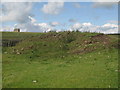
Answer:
[2,31,119,88]
[2,32,42,40]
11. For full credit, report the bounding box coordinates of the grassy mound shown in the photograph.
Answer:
[2,31,119,88]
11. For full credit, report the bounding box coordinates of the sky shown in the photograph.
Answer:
[0,2,119,34]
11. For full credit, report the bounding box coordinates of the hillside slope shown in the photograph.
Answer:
[2,31,119,57]
[2,31,119,88]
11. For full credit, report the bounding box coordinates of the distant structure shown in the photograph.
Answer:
[14,28,20,32]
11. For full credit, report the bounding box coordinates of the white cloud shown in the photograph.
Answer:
[0,26,13,32]
[102,23,118,28]
[92,2,117,9]
[37,23,53,32]
[92,0,119,2]
[41,2,64,15]
[50,21,60,27]
[1,21,118,34]
[1,16,54,32]
[17,16,53,32]
[28,16,37,23]
[1,2,33,23]
[70,23,82,31]
[107,20,118,24]
[70,22,118,34]
[56,29,62,32]
[1,0,119,2]
[82,22,92,26]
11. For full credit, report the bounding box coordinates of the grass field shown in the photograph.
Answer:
[2,31,119,88]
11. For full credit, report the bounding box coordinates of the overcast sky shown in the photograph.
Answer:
[0,2,119,34]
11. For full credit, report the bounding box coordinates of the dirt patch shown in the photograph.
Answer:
[90,34,111,44]
[71,34,111,54]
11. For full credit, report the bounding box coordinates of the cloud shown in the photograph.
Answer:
[1,16,54,32]
[70,22,118,34]
[107,20,119,24]
[82,22,92,26]
[102,23,118,28]
[92,0,119,2]
[68,19,77,23]
[49,21,60,27]
[1,2,33,23]
[41,2,64,15]
[92,2,117,9]
[1,21,118,34]
[28,16,37,23]
[1,0,119,2]
[0,26,14,32]
[70,23,82,31]
[73,3,81,8]
[37,23,53,32]
[17,16,53,32]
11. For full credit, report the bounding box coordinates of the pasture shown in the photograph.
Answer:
[2,31,119,88]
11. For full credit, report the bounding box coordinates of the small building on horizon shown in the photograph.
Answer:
[14,28,20,32]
